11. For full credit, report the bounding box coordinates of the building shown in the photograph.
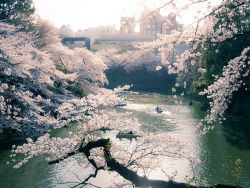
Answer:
[58,12,184,51]
[83,25,119,37]
[74,29,85,37]
[120,17,135,34]
[82,25,119,44]
[140,11,182,36]
[162,13,183,35]
[57,25,74,38]
[140,10,162,36]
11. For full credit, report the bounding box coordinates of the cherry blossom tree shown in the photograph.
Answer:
[30,16,61,49]
[0,23,70,135]
[198,47,249,134]
[138,0,249,131]
[10,109,238,188]
[96,48,162,73]
[0,22,116,135]
[99,0,249,133]
[3,0,250,187]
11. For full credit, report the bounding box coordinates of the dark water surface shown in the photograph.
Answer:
[0,92,249,187]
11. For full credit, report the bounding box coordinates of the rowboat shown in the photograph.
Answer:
[114,104,127,107]
[155,107,163,113]
[116,131,138,138]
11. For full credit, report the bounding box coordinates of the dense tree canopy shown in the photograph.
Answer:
[0,22,118,135]
[0,0,35,30]
[96,48,161,73]
[191,1,249,94]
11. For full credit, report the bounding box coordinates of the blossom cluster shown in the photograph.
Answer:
[137,0,249,132]
[96,48,162,73]
[198,47,249,134]
[0,22,114,135]
[10,109,197,176]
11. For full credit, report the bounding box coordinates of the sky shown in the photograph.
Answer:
[33,0,146,32]
[33,0,215,32]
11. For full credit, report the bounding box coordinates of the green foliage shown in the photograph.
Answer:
[46,85,64,95]
[190,2,250,95]
[47,78,86,98]
[185,159,207,187]
[222,156,250,188]
[176,58,206,100]
[192,75,208,94]
[214,1,250,35]
[55,64,70,74]
[66,83,86,98]
[0,0,35,30]
[192,35,249,95]
[55,65,86,98]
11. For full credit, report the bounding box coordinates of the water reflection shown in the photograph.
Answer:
[222,116,250,150]
[114,93,202,183]
[0,92,250,187]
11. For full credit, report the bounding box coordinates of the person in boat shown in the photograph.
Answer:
[128,131,133,135]
[156,106,162,111]
[85,110,91,116]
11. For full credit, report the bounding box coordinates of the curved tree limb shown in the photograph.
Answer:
[49,138,240,188]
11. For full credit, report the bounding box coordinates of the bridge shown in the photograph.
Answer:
[91,34,154,51]
[61,37,90,50]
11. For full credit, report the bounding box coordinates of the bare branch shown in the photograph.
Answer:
[58,54,67,71]
[71,168,101,188]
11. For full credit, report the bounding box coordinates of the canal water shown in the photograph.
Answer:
[0,92,250,187]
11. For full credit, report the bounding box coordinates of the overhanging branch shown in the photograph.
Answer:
[49,138,240,188]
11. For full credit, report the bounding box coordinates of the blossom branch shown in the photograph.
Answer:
[48,138,240,188]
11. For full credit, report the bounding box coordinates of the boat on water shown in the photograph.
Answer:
[84,108,98,116]
[116,131,138,138]
[118,93,127,97]
[139,91,149,95]
[85,111,92,116]
[188,101,193,105]
[114,104,127,107]
[99,127,111,131]
[155,107,163,113]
